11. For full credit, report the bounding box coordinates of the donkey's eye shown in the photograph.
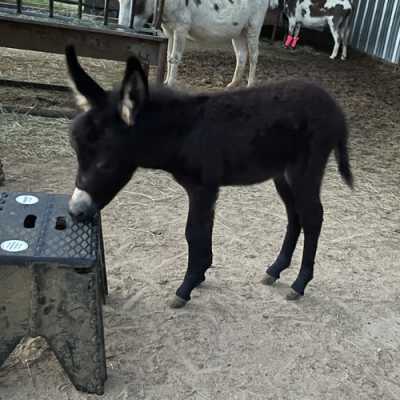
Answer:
[96,161,113,171]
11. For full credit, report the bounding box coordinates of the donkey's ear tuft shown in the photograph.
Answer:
[65,45,106,111]
[119,56,149,126]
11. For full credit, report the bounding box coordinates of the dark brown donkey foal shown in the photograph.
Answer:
[66,46,353,307]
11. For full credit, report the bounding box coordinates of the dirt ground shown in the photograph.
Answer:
[0,40,400,400]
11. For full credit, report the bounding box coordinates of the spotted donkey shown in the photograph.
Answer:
[118,0,280,87]
[66,46,353,308]
[283,0,355,60]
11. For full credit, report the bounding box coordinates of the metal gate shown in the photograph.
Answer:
[351,0,400,64]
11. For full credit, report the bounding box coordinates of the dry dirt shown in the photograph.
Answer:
[0,40,400,400]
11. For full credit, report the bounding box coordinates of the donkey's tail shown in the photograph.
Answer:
[334,137,354,189]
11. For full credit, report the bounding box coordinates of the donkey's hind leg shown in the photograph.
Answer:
[284,17,298,48]
[247,32,260,87]
[340,15,352,60]
[286,153,328,300]
[328,17,341,59]
[263,176,301,285]
[287,194,323,300]
[246,8,267,87]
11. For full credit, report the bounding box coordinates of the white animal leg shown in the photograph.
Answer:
[290,23,302,49]
[294,23,302,37]
[227,35,248,88]
[246,7,268,88]
[118,0,131,26]
[328,19,341,60]
[341,17,352,61]
[166,27,188,86]
[162,25,174,85]
[247,29,261,87]
[285,17,297,48]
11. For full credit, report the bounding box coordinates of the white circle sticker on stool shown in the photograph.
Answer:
[1,240,29,252]
[16,195,39,205]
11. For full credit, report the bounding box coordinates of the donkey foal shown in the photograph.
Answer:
[66,46,353,307]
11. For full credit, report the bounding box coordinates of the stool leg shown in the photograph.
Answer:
[0,265,32,367]
[98,217,108,299]
[34,266,106,395]
[0,337,24,367]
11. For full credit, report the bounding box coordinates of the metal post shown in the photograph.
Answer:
[152,0,165,30]
[16,0,22,14]
[103,0,110,25]
[156,39,167,84]
[142,61,149,78]
[129,0,137,29]
[78,0,83,19]
[49,0,54,18]
[271,10,282,43]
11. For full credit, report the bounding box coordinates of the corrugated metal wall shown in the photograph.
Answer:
[351,0,400,63]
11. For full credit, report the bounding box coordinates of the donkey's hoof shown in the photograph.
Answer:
[169,295,188,309]
[286,289,302,301]
[227,81,240,89]
[261,274,278,286]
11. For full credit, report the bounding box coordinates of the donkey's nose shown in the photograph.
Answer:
[69,209,89,222]
[68,188,96,222]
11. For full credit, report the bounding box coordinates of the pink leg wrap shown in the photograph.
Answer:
[284,35,294,48]
[291,36,300,49]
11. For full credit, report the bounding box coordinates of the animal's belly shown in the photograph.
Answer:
[189,23,244,41]
[221,164,283,186]
[297,12,328,29]
[189,0,250,40]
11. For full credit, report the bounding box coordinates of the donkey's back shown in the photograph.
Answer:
[173,80,351,188]
[172,0,270,40]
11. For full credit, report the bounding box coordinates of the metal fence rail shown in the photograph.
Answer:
[0,0,168,81]
[351,0,400,64]
[9,0,164,29]
[0,0,168,117]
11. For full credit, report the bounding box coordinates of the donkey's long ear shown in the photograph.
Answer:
[119,56,149,126]
[65,46,106,111]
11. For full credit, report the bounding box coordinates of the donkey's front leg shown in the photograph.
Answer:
[171,185,219,308]
[118,0,131,26]
[284,18,297,48]
[166,26,188,86]
[161,25,174,85]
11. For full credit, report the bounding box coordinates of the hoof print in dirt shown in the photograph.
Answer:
[170,295,188,309]
[261,274,277,286]
[286,289,303,301]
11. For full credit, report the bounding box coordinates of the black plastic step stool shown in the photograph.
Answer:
[0,191,108,395]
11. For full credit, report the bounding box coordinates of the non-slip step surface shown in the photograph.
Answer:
[0,192,100,266]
